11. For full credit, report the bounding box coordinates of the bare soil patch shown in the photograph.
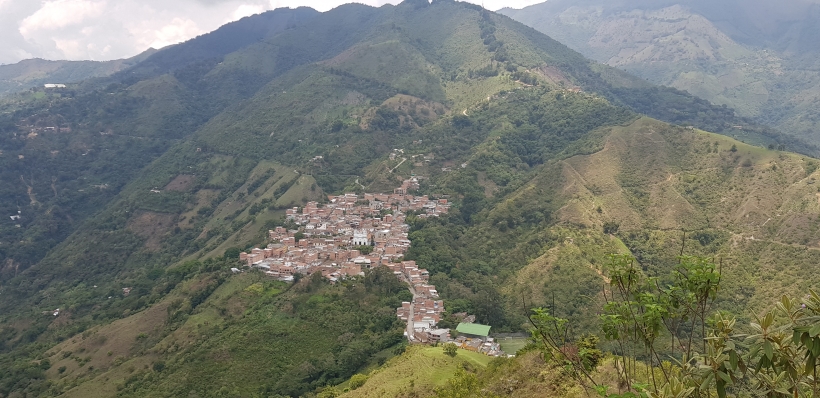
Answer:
[127,211,176,251]
[534,65,573,87]
[164,174,195,192]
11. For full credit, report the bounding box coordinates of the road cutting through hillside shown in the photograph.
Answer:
[406,282,417,341]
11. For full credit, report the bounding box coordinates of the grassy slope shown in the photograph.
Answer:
[342,348,633,398]
[490,116,820,322]
[333,114,820,397]
[48,269,407,398]
[341,345,492,398]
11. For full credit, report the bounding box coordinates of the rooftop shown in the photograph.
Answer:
[456,322,491,337]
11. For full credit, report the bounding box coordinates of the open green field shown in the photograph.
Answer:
[497,336,529,355]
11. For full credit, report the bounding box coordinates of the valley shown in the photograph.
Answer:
[1,0,820,397]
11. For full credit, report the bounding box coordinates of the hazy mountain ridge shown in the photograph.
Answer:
[0,50,157,97]
[500,0,820,145]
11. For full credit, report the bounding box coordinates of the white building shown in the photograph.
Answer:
[352,230,369,246]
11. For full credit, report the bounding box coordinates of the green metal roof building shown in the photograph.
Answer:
[456,322,491,338]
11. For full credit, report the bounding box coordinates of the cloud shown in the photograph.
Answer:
[131,17,206,50]
[267,0,399,12]
[232,4,268,20]
[19,0,106,36]
[0,0,547,65]
[482,0,543,10]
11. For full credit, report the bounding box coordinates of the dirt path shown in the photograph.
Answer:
[390,158,407,173]
[20,175,39,206]
[354,178,366,190]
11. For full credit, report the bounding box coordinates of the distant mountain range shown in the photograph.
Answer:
[0,51,156,97]
[500,0,820,145]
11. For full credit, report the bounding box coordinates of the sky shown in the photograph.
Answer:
[0,0,545,65]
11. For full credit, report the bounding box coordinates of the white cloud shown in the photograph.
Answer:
[268,0,399,12]
[53,38,84,59]
[232,4,268,20]
[482,0,543,10]
[137,17,205,49]
[19,0,106,37]
[0,0,548,64]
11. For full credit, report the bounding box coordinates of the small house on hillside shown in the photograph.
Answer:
[456,322,491,341]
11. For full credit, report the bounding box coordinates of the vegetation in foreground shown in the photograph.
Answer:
[341,253,820,398]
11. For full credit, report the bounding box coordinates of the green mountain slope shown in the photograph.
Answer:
[340,118,820,398]
[1,1,820,396]
[499,0,820,145]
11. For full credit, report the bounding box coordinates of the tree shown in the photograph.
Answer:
[435,369,480,398]
[443,342,458,357]
[603,221,620,235]
[223,247,241,259]
[349,373,368,390]
[317,387,341,398]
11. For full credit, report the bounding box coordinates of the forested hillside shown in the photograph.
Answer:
[1,1,820,397]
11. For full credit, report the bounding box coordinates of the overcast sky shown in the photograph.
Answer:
[0,0,544,65]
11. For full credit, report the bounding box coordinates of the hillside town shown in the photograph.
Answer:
[239,177,449,282]
[238,178,505,356]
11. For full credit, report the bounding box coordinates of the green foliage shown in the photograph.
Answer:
[577,334,603,372]
[114,272,405,398]
[223,247,241,259]
[434,368,482,398]
[443,342,458,357]
[348,373,368,390]
[525,248,820,398]
[603,221,620,235]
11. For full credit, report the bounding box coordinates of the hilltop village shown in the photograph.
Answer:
[238,178,506,356]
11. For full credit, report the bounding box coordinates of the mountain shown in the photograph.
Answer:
[0,51,156,97]
[499,0,820,145]
[1,0,820,396]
